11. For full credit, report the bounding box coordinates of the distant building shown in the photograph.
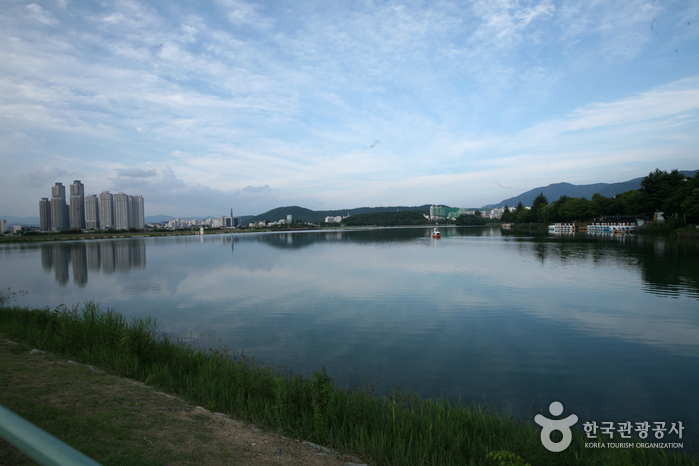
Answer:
[287,214,293,224]
[0,218,6,234]
[50,183,68,231]
[129,195,144,229]
[430,205,469,220]
[70,180,85,230]
[220,209,240,228]
[85,194,99,229]
[39,197,51,231]
[39,182,143,231]
[98,191,114,229]
[113,192,131,229]
[325,214,350,223]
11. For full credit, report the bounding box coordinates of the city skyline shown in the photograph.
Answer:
[1,1,698,218]
[39,180,144,231]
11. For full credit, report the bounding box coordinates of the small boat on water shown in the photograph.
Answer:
[587,222,637,233]
[548,223,576,232]
[433,227,441,239]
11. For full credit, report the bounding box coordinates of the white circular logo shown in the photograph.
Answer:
[534,401,578,452]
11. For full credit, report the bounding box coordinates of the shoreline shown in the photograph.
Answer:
[1,302,696,465]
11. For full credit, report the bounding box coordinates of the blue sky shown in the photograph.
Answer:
[1,0,698,217]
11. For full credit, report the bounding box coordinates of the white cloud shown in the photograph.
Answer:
[115,168,157,178]
[26,3,58,25]
[1,0,698,215]
[19,165,70,188]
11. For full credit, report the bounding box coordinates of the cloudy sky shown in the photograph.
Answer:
[1,0,698,218]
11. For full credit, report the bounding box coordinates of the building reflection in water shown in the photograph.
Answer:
[40,240,146,285]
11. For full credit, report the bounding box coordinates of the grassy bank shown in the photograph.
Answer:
[0,303,696,466]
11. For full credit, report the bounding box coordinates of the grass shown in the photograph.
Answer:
[0,301,696,466]
[0,339,246,465]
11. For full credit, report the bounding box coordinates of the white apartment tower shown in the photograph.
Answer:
[98,191,114,229]
[113,192,130,229]
[85,194,99,229]
[40,184,144,231]
[129,195,144,229]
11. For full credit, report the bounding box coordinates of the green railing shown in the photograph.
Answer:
[0,403,101,466]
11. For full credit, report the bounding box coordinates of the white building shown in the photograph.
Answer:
[129,195,144,229]
[85,195,99,229]
[325,215,350,223]
[113,192,130,229]
[98,191,114,229]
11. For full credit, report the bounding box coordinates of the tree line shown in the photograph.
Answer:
[340,211,428,226]
[498,169,699,224]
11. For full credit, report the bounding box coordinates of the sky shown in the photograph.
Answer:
[1,0,698,218]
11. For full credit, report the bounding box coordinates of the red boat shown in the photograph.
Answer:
[433,227,441,239]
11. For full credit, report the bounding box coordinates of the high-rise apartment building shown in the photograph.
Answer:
[50,182,68,231]
[40,183,143,231]
[98,191,114,229]
[113,192,130,229]
[39,197,51,231]
[85,194,99,229]
[129,195,144,229]
[70,180,85,230]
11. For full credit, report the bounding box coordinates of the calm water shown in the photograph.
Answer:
[2,226,698,447]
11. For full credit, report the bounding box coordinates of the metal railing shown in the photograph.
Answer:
[0,403,102,466]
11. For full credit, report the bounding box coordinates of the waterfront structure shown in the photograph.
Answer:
[220,209,240,228]
[85,195,99,229]
[70,180,85,230]
[98,191,114,229]
[50,183,68,231]
[325,214,350,223]
[430,205,470,220]
[39,197,51,231]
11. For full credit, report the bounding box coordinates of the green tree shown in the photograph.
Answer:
[531,192,548,222]
[613,189,643,215]
[500,205,515,223]
[589,193,614,218]
[558,197,590,221]
[639,169,686,215]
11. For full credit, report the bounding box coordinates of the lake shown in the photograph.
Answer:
[2,226,698,448]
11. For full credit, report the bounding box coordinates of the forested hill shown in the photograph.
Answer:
[248,205,432,224]
[495,170,698,208]
[340,211,428,226]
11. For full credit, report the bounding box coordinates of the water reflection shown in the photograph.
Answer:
[22,229,699,301]
[240,226,502,250]
[516,234,699,300]
[40,240,146,285]
[3,227,699,448]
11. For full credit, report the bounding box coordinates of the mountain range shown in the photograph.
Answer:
[4,169,696,227]
[490,170,697,209]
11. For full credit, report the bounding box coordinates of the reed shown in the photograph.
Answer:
[0,302,695,466]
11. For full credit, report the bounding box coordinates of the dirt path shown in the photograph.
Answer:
[0,338,369,466]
